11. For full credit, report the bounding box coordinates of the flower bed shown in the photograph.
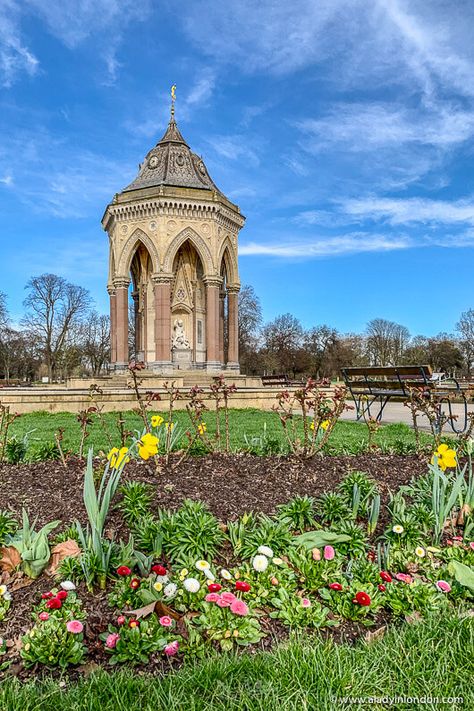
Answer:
[0,428,473,678]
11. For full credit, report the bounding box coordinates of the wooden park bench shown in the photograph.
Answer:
[341,365,469,433]
[262,374,291,387]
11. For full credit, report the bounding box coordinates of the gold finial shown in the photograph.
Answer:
[171,84,176,117]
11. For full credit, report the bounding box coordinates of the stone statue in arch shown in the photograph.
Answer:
[172,318,190,349]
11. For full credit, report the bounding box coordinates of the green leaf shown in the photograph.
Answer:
[292,530,351,550]
[448,561,474,593]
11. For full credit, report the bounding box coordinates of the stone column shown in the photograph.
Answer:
[219,289,226,365]
[152,274,173,372]
[107,286,117,366]
[204,276,222,370]
[131,290,140,359]
[227,285,240,371]
[114,277,130,370]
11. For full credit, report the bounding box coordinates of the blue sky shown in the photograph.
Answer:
[1,0,474,337]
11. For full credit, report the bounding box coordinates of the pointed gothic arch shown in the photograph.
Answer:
[162,227,214,276]
[116,228,160,277]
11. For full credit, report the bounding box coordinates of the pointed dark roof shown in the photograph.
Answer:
[122,115,221,194]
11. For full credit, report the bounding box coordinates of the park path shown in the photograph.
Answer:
[339,400,470,433]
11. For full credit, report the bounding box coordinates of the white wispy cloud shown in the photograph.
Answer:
[342,196,474,226]
[0,0,39,87]
[240,233,411,258]
[186,68,216,107]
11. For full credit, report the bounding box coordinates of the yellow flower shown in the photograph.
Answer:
[165,422,175,432]
[0,584,6,596]
[233,630,239,638]
[310,421,315,431]
[431,444,457,471]
[224,630,232,639]
[321,420,330,431]
[197,422,207,436]
[151,414,164,428]
[153,582,163,592]
[107,447,130,468]
[138,433,159,460]
[24,643,31,652]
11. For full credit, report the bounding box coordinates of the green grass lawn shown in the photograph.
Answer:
[1,612,471,710]
[8,408,435,458]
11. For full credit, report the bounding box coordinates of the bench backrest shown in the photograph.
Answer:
[341,365,434,394]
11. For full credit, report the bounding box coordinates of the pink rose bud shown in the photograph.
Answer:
[164,640,179,656]
[323,545,335,561]
[106,633,120,649]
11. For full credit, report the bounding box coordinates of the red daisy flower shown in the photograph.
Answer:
[380,571,392,583]
[353,591,371,607]
[117,566,132,576]
[235,581,251,592]
[329,582,343,591]
[151,565,167,576]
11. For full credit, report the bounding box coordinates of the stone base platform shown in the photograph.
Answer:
[0,372,293,414]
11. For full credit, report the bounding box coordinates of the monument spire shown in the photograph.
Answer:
[171,84,176,118]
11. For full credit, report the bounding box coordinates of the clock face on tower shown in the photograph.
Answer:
[148,155,159,169]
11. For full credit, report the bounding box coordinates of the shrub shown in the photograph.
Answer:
[227,513,292,559]
[276,496,316,532]
[161,500,225,564]
[0,510,17,544]
[119,481,154,525]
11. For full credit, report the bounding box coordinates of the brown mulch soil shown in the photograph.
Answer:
[0,453,428,681]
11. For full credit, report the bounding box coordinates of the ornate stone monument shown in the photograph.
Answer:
[102,87,245,373]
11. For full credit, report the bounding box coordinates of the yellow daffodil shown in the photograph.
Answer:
[431,444,457,471]
[197,422,207,436]
[0,584,6,596]
[415,546,425,558]
[153,581,163,592]
[165,422,175,432]
[310,419,330,432]
[392,524,404,534]
[107,446,130,468]
[151,414,164,428]
[138,433,159,460]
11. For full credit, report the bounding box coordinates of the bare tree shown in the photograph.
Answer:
[456,309,474,377]
[262,313,304,376]
[304,325,338,378]
[23,274,91,381]
[80,311,110,375]
[0,291,8,330]
[366,318,410,366]
[237,285,263,374]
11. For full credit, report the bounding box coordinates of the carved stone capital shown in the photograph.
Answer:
[113,276,131,289]
[107,285,116,296]
[151,272,174,285]
[226,283,241,294]
[203,275,223,288]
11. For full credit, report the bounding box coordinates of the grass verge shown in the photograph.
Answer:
[0,613,471,710]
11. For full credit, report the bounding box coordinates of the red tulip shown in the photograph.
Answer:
[117,566,132,576]
[235,581,251,592]
[208,583,222,593]
[46,597,62,609]
[151,565,167,576]
[353,591,371,607]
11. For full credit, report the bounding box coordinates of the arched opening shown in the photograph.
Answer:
[171,240,206,368]
[129,242,154,362]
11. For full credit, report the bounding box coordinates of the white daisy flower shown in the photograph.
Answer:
[60,580,76,591]
[155,575,169,585]
[153,581,163,592]
[415,546,425,558]
[257,545,274,558]
[220,568,232,580]
[3,592,11,601]
[0,585,7,597]
[163,583,178,598]
[272,557,283,565]
[392,525,404,534]
[203,568,215,581]
[183,577,201,593]
[195,560,210,571]
[252,554,269,572]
